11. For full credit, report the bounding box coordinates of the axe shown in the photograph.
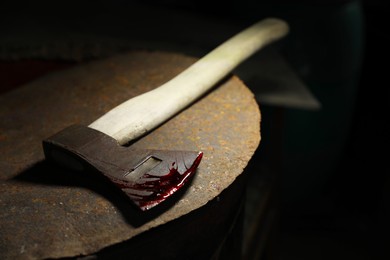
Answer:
[43,18,289,211]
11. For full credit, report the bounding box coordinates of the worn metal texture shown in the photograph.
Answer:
[0,51,261,259]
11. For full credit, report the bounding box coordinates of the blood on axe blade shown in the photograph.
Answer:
[43,18,289,211]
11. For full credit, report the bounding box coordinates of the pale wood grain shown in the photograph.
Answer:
[89,18,289,145]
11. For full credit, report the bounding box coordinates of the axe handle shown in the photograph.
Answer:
[89,18,289,145]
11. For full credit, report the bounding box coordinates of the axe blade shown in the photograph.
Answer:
[42,125,203,211]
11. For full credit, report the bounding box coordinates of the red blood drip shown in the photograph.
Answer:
[113,152,203,211]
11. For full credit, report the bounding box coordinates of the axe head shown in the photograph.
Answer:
[42,125,203,211]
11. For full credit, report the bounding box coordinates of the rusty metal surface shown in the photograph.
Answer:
[0,51,260,259]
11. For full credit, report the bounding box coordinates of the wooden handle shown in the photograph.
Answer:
[89,18,289,145]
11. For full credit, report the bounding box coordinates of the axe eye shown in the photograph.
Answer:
[124,156,162,181]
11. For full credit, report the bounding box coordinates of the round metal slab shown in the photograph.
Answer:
[0,51,260,259]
